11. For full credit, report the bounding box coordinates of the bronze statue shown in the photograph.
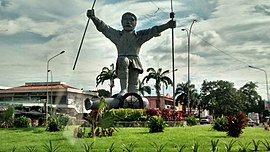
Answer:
[87,9,176,98]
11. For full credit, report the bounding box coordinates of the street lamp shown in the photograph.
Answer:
[48,70,53,113]
[248,65,270,111]
[46,51,65,120]
[182,19,197,113]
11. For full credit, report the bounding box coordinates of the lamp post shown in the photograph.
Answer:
[48,70,53,114]
[46,51,65,121]
[248,65,270,111]
[182,19,197,114]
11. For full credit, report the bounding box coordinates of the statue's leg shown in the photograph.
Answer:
[128,68,139,94]
[117,57,129,97]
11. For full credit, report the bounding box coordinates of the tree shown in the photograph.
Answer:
[96,64,117,96]
[138,79,151,96]
[175,81,200,115]
[239,81,263,113]
[200,80,245,118]
[142,68,172,109]
[97,89,111,98]
[192,92,201,117]
[175,82,188,114]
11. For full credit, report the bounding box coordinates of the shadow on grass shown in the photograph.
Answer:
[135,131,167,135]
[7,127,45,133]
[210,135,228,138]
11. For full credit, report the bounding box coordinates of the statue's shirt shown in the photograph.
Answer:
[95,20,160,74]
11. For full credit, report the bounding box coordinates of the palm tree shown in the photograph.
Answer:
[191,92,201,117]
[175,81,198,115]
[138,79,151,96]
[142,68,172,109]
[175,82,189,114]
[96,64,117,96]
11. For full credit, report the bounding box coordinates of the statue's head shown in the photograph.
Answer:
[121,12,137,31]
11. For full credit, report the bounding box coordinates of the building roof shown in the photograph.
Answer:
[145,95,174,102]
[7,82,79,91]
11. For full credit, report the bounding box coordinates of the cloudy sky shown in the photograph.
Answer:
[0,0,269,100]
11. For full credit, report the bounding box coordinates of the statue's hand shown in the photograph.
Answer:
[86,9,95,19]
[167,20,176,28]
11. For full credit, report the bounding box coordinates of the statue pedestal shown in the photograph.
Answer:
[85,93,149,110]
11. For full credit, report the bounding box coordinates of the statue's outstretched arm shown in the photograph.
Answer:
[157,20,176,33]
[87,9,102,28]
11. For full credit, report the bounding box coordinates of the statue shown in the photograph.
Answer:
[87,9,176,99]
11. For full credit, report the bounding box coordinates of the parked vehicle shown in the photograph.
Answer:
[200,117,210,124]
[248,118,259,127]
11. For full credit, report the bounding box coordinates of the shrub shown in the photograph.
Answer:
[161,109,183,121]
[110,109,127,120]
[0,106,14,128]
[46,114,69,132]
[227,112,248,137]
[261,139,270,151]
[58,115,69,126]
[87,127,114,138]
[185,116,198,126]
[224,139,237,152]
[145,108,161,118]
[43,140,60,152]
[212,115,227,131]
[127,109,145,121]
[110,109,145,121]
[148,116,166,133]
[150,142,167,152]
[85,97,116,138]
[14,115,30,128]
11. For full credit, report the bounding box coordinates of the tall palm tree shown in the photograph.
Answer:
[96,64,117,96]
[142,68,172,109]
[138,79,151,96]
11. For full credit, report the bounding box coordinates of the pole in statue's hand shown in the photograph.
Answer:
[73,0,97,70]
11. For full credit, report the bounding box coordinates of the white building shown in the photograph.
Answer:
[0,82,97,116]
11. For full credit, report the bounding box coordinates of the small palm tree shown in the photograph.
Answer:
[175,81,199,114]
[175,82,189,114]
[142,68,172,109]
[96,64,117,96]
[138,79,151,96]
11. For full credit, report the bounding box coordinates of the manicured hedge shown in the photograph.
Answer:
[109,108,183,121]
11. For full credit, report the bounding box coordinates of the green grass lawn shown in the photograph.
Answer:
[0,125,270,152]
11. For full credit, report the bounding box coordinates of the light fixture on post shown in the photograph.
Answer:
[248,65,270,111]
[46,51,65,122]
[181,19,196,114]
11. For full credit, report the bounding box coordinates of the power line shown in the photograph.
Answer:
[191,31,250,66]
[149,0,167,14]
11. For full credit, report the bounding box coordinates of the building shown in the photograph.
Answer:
[0,82,97,117]
[145,95,182,111]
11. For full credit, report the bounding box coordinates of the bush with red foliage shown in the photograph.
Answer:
[227,112,248,137]
[161,109,183,121]
[145,108,161,117]
[145,108,183,121]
